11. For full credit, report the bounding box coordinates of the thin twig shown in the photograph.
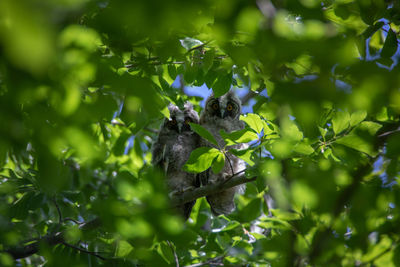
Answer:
[240,91,257,105]
[186,40,212,53]
[221,166,246,186]
[185,255,225,267]
[167,241,180,267]
[144,127,158,134]
[224,153,235,178]
[378,127,400,138]
[170,171,256,206]
[63,217,83,225]
[4,217,102,259]
[53,196,62,224]
[61,241,107,261]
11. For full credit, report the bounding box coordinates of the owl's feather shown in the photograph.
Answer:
[151,102,200,220]
[200,90,246,215]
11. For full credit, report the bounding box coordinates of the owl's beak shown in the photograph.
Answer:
[221,109,230,118]
[177,122,183,133]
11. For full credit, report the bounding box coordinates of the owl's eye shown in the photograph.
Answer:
[227,103,233,111]
[170,118,177,125]
[212,103,219,110]
[184,118,192,125]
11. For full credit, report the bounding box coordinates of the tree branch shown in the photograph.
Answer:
[240,91,257,106]
[170,172,256,206]
[53,196,62,224]
[4,217,101,260]
[61,241,107,261]
[185,255,225,267]
[167,241,180,267]
[5,171,254,261]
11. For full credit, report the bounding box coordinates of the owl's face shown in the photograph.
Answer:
[204,90,241,120]
[164,102,199,133]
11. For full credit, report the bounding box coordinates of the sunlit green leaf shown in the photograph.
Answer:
[318,126,327,139]
[240,113,266,134]
[183,147,221,173]
[258,218,292,230]
[350,110,367,126]
[335,128,379,156]
[291,181,317,209]
[332,110,350,135]
[230,148,255,166]
[281,119,303,141]
[211,152,225,174]
[220,129,258,146]
[157,241,175,265]
[293,142,314,155]
[218,221,241,232]
[116,240,134,257]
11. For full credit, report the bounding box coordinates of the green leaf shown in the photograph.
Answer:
[112,132,130,156]
[221,221,241,232]
[362,21,385,39]
[238,198,262,222]
[184,62,197,84]
[318,126,327,139]
[332,110,350,135]
[336,134,374,156]
[189,123,218,146]
[183,147,221,173]
[282,119,303,141]
[369,30,384,54]
[350,110,367,126]
[220,128,258,146]
[179,37,203,51]
[240,113,266,133]
[258,217,293,230]
[211,152,225,174]
[157,241,175,264]
[293,142,314,155]
[271,209,301,220]
[230,148,255,166]
[323,147,341,162]
[205,69,218,88]
[168,64,177,80]
[213,73,232,97]
[376,57,394,67]
[116,240,133,257]
[202,49,215,73]
[357,121,382,135]
[248,62,263,91]
[381,29,398,58]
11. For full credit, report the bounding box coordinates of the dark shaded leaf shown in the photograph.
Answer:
[381,29,398,58]
[213,73,232,97]
[189,123,218,146]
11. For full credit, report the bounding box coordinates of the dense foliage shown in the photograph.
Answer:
[1,0,400,266]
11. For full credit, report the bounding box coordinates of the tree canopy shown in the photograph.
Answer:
[1,0,400,266]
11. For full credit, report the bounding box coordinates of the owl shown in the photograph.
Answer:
[200,90,246,215]
[151,102,200,220]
